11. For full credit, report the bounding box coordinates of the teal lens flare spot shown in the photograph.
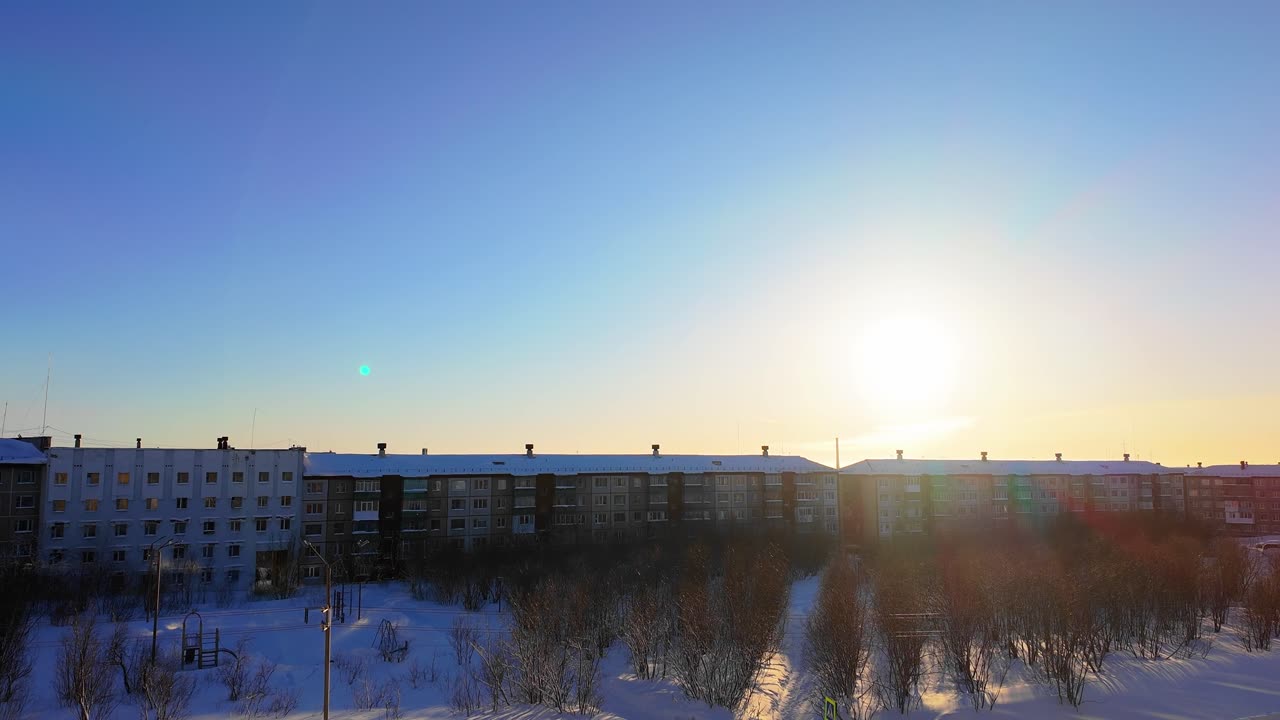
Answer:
[359,365,371,376]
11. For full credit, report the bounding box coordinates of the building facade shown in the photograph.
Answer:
[303,443,839,576]
[1185,462,1280,535]
[0,438,49,564]
[42,440,305,592]
[840,452,1187,544]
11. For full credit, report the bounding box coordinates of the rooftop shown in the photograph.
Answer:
[1187,464,1280,478]
[305,452,832,478]
[841,457,1171,476]
[0,439,48,464]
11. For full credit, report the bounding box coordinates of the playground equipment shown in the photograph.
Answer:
[180,610,222,670]
[373,619,409,662]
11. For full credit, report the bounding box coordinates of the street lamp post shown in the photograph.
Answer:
[148,536,176,663]
[302,540,331,720]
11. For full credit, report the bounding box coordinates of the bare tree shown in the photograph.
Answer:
[0,588,34,720]
[804,557,873,717]
[54,614,119,720]
[133,652,196,720]
[1207,538,1254,632]
[872,560,929,715]
[931,554,1006,710]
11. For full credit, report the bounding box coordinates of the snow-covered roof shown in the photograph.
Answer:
[1187,464,1280,478]
[0,439,46,464]
[841,457,1171,476]
[305,452,833,478]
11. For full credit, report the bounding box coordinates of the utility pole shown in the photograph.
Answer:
[303,540,331,720]
[150,536,174,663]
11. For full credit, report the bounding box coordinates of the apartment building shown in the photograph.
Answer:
[840,451,1186,543]
[42,438,305,592]
[303,443,837,575]
[0,437,48,563]
[1185,462,1280,535]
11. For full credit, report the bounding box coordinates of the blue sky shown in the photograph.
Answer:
[3,3,1279,464]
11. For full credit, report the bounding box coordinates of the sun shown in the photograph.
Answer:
[849,313,956,418]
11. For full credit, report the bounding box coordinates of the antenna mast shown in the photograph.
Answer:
[251,408,258,449]
[42,354,52,436]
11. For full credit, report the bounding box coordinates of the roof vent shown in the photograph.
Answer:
[762,445,770,457]
[377,442,387,457]
[1241,460,1248,470]
[136,438,142,449]
[1055,453,1062,462]
[1197,461,1202,468]
[74,434,82,448]
[1123,453,1130,462]
[896,449,903,460]
[525,443,534,458]
[980,451,988,461]
[422,448,429,455]
[652,444,660,457]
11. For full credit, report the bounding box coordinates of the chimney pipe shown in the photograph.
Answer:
[1241,460,1248,470]
[422,448,429,455]
[74,434,82,448]
[896,449,903,460]
[1123,453,1130,462]
[762,445,769,457]
[652,444,660,457]
[1055,453,1062,462]
[525,443,534,458]
[377,442,387,457]
[136,438,142,449]
[1197,461,1202,468]
[980,451,988,461]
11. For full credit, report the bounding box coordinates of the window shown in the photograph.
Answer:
[232,471,244,483]
[172,545,186,560]
[115,498,129,511]
[450,518,466,530]
[202,544,215,559]
[647,510,667,522]
[432,480,444,492]
[82,524,97,538]
[255,518,268,532]
[229,519,242,532]
[226,569,241,584]
[55,472,68,485]
[334,503,345,516]
[594,476,609,489]
[472,517,489,530]
[282,472,293,483]
[257,496,269,508]
[175,497,188,509]
[203,520,216,535]
[280,495,292,507]
[14,519,31,534]
[203,497,217,509]
[50,523,65,538]
[306,481,323,494]
[278,517,291,531]
[201,568,214,584]
[177,472,189,484]
[84,499,99,512]
[15,495,33,509]
[593,512,608,525]
[49,498,66,513]
[305,502,323,515]
[355,500,378,512]
[496,496,507,509]
[82,551,96,564]
[305,523,322,536]
[173,521,187,534]
[258,471,270,483]
[496,516,508,528]
[614,495,626,505]
[497,478,507,490]
[147,472,159,485]
[145,498,159,511]
[472,498,488,510]
[355,480,380,493]
[87,472,100,486]
[114,523,128,537]
[451,479,467,492]
[333,522,345,535]
[616,477,627,488]
[595,495,608,506]
[613,512,626,522]
[632,477,642,488]
[231,496,243,510]
[474,478,489,491]
[205,472,217,484]
[450,499,465,511]
[304,565,321,579]
[145,521,158,536]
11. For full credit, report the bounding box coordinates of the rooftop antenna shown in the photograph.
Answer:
[41,353,52,436]
[1,401,7,437]
[251,408,258,449]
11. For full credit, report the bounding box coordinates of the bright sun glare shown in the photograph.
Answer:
[852,313,956,417]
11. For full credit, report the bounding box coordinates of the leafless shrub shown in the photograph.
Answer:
[133,652,196,720]
[54,614,120,720]
[473,635,513,711]
[1207,538,1254,632]
[449,617,479,668]
[621,580,675,679]
[931,554,1007,710]
[405,656,433,689]
[334,652,367,685]
[0,599,34,720]
[448,671,483,716]
[217,640,254,702]
[1240,557,1280,652]
[235,657,279,719]
[804,558,873,717]
[351,676,385,710]
[871,560,929,715]
[266,687,299,719]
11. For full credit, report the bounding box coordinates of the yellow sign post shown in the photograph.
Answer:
[823,696,838,719]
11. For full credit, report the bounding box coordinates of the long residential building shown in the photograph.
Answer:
[839,451,1187,544]
[0,438,48,563]
[41,438,305,592]
[1185,462,1280,535]
[301,443,839,580]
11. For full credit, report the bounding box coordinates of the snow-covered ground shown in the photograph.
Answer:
[24,576,1280,720]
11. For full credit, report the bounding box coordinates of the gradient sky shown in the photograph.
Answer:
[3,3,1280,467]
